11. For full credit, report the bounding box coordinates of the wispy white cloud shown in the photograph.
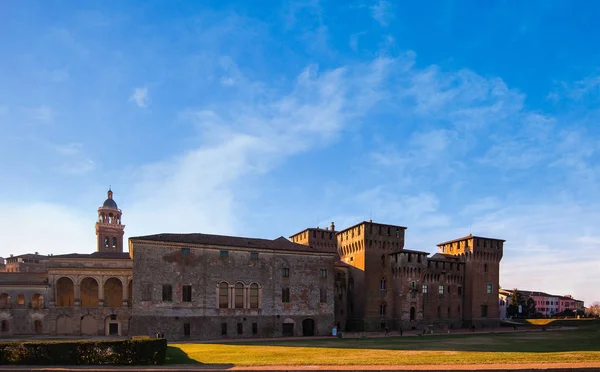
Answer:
[126,58,396,237]
[54,142,96,175]
[129,87,149,108]
[370,0,394,27]
[28,105,55,122]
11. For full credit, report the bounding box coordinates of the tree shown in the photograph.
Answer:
[585,302,600,317]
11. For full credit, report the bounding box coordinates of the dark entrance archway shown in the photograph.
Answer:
[302,318,315,336]
[282,319,295,337]
[410,307,416,321]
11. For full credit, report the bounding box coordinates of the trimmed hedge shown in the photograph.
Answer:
[0,339,167,365]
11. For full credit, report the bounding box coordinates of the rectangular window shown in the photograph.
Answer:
[181,248,190,255]
[458,286,462,296]
[439,285,444,295]
[162,284,173,302]
[320,269,327,278]
[220,250,229,257]
[17,294,25,305]
[282,287,290,303]
[487,284,493,294]
[320,288,327,303]
[422,284,428,294]
[252,322,258,335]
[142,283,152,301]
[282,268,290,278]
[221,323,227,335]
[237,323,243,335]
[182,285,192,302]
[250,252,259,260]
[481,305,488,317]
[183,323,190,336]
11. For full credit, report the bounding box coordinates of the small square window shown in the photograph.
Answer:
[220,250,229,257]
[320,269,327,278]
[250,252,259,260]
[282,268,290,278]
[181,248,190,255]
[422,284,428,294]
[487,284,493,294]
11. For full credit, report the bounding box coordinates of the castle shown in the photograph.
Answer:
[0,190,503,339]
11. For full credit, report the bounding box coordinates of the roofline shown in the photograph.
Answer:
[390,249,430,255]
[337,221,407,234]
[128,238,337,257]
[289,227,336,239]
[436,234,506,246]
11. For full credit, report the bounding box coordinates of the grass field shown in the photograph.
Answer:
[166,320,600,366]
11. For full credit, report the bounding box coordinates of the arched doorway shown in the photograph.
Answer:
[80,277,99,307]
[56,315,73,335]
[410,307,416,321]
[104,278,123,307]
[105,314,120,336]
[81,315,97,336]
[56,277,74,307]
[282,318,295,337]
[302,318,315,336]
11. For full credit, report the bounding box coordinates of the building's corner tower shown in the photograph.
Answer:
[337,221,407,331]
[437,235,504,328]
[96,188,125,252]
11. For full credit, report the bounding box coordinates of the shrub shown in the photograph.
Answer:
[0,339,167,365]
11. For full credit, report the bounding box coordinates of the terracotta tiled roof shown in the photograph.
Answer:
[130,233,337,254]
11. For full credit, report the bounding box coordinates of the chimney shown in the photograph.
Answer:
[35,252,38,255]
[330,222,335,231]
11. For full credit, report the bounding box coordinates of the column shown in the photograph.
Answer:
[121,277,129,306]
[74,281,81,307]
[229,285,234,309]
[98,277,104,307]
[243,286,248,309]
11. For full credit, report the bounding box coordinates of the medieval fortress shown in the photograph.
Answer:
[0,190,503,340]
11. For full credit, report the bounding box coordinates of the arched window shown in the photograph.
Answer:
[234,283,244,309]
[410,307,416,321]
[219,282,229,309]
[249,284,259,309]
[112,237,117,249]
[380,278,386,290]
[379,303,387,316]
[381,254,385,268]
[104,237,109,247]
[484,263,488,272]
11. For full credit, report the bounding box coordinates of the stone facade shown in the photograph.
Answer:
[129,234,336,340]
[0,189,132,338]
[0,189,506,340]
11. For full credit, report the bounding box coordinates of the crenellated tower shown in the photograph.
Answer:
[95,188,125,253]
[437,234,504,327]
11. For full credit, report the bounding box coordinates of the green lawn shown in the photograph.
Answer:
[166,321,600,366]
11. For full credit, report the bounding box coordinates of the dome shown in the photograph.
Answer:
[102,198,118,209]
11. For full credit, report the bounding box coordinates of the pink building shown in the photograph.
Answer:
[558,295,576,313]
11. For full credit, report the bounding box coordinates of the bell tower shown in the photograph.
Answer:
[95,188,125,253]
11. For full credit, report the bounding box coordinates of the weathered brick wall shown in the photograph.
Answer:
[131,241,336,340]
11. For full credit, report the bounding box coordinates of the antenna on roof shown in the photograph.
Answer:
[369,209,372,223]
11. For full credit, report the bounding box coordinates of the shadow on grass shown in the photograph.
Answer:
[165,346,234,368]
[201,321,600,353]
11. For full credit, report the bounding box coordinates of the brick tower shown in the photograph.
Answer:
[95,188,125,252]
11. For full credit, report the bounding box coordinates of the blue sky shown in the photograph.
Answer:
[1,1,599,304]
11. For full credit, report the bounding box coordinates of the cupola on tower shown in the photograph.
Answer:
[96,188,125,253]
